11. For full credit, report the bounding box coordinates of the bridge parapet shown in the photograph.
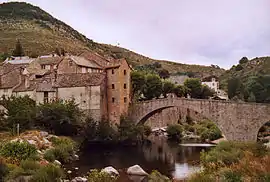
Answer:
[129,98,270,141]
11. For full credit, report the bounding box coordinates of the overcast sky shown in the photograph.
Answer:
[2,0,270,68]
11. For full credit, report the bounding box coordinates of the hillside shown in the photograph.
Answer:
[0,2,224,77]
[219,57,270,89]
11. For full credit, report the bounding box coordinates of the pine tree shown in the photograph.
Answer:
[12,40,25,57]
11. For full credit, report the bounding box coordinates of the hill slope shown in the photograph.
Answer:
[0,2,224,77]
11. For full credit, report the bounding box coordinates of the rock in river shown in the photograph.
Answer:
[127,165,148,176]
[101,166,119,176]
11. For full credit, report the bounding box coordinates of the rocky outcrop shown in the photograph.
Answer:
[127,165,148,176]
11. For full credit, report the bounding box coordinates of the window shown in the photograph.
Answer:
[124,83,127,89]
[44,92,49,103]
[124,97,127,103]
[82,67,86,73]
[3,89,8,93]
[112,69,114,74]
[41,65,46,69]
[124,70,126,75]
[88,68,92,73]
[112,97,115,103]
[112,84,115,89]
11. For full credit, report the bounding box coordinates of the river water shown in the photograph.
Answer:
[65,136,213,181]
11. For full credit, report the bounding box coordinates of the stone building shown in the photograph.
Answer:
[0,52,131,123]
[201,75,219,92]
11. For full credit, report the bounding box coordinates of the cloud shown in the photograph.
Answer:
[2,0,270,68]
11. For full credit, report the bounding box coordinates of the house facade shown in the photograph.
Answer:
[0,52,131,123]
[201,75,219,92]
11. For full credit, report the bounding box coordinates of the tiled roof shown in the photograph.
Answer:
[54,73,105,88]
[36,57,63,65]
[79,51,111,67]
[69,56,102,69]
[13,77,36,92]
[0,64,23,89]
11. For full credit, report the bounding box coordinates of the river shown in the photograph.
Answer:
[65,136,213,181]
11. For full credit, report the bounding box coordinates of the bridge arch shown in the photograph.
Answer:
[129,97,270,141]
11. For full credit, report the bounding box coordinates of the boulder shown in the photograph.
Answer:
[40,131,49,137]
[27,139,36,145]
[73,154,79,160]
[54,160,62,166]
[71,177,87,182]
[127,165,148,176]
[101,166,119,176]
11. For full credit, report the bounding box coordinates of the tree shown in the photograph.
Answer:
[235,64,243,71]
[201,85,215,99]
[0,52,10,61]
[227,78,243,99]
[248,92,256,102]
[0,95,36,132]
[36,99,82,136]
[12,40,25,57]
[184,78,202,98]
[162,80,175,97]
[173,85,187,97]
[239,57,249,64]
[131,71,145,99]
[143,74,163,100]
[158,69,170,79]
[55,48,61,56]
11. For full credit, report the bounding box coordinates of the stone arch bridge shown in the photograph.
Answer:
[128,97,270,141]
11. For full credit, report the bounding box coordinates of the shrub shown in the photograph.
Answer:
[87,169,117,182]
[220,169,243,182]
[50,137,76,149]
[166,124,183,141]
[188,172,215,182]
[30,164,64,182]
[43,149,56,162]
[0,141,37,162]
[148,170,171,182]
[20,159,40,172]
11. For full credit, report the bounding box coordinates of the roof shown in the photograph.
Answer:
[79,51,111,67]
[69,56,102,69]
[13,77,36,92]
[13,77,56,92]
[54,73,105,88]
[4,58,34,64]
[36,56,62,65]
[202,75,218,82]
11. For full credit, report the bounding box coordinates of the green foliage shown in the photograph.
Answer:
[235,64,243,71]
[0,52,10,61]
[201,85,215,99]
[227,78,243,99]
[184,78,202,98]
[0,142,37,162]
[148,170,171,182]
[158,69,170,79]
[188,172,215,182]
[194,120,222,141]
[239,57,249,64]
[162,80,175,97]
[173,85,187,97]
[36,99,82,136]
[220,169,243,182]
[30,164,64,182]
[12,40,25,57]
[200,141,268,171]
[43,149,55,162]
[87,169,117,182]
[44,138,76,164]
[143,74,163,99]
[166,124,183,141]
[0,95,36,132]
[131,71,146,99]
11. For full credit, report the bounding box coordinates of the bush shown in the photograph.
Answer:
[148,170,171,182]
[220,169,243,182]
[87,169,117,182]
[0,142,37,162]
[43,149,56,162]
[166,124,183,141]
[200,141,268,171]
[50,137,77,149]
[30,164,64,182]
[188,172,215,182]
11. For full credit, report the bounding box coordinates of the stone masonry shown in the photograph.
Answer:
[129,97,270,141]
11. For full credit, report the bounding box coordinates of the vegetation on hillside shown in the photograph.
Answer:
[219,57,270,103]
[0,2,224,76]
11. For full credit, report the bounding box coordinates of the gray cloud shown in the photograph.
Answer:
[2,0,270,68]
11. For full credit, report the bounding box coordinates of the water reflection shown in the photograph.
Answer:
[66,136,211,181]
